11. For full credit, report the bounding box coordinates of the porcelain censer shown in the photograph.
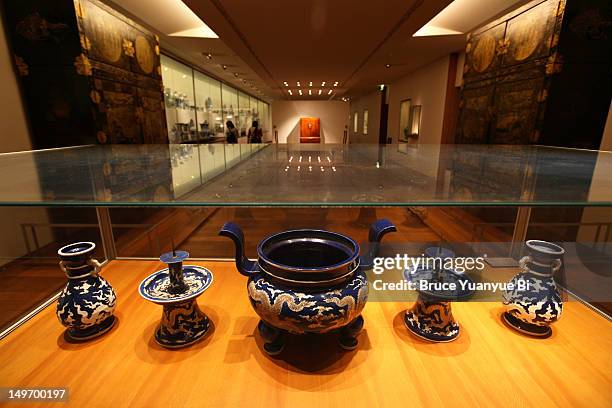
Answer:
[502,240,565,337]
[219,219,396,355]
[56,242,117,341]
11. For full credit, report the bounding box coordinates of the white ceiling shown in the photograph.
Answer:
[108,0,529,102]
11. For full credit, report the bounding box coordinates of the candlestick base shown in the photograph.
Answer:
[139,264,213,349]
[155,300,210,348]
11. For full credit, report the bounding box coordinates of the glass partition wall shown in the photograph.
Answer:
[160,54,270,144]
[194,71,223,140]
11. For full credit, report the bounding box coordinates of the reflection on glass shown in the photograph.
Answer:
[0,144,609,206]
[0,206,104,334]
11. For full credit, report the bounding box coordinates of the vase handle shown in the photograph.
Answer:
[360,219,397,268]
[219,222,259,277]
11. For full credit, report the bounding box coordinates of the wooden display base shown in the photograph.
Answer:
[0,260,610,407]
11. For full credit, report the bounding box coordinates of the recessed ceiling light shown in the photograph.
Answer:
[205,53,213,60]
[334,81,339,87]
[283,81,288,86]
[166,0,219,38]
[309,81,313,86]
[318,89,322,95]
[328,90,333,95]
[308,89,312,95]
[413,0,513,37]
[288,90,293,95]
[385,64,391,68]
[322,81,326,86]
[234,73,239,78]
[222,65,228,70]
[298,89,303,95]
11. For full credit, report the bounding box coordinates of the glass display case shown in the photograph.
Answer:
[161,55,197,144]
[160,55,270,144]
[0,143,610,406]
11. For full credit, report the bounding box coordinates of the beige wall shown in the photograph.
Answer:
[271,101,349,143]
[387,56,450,144]
[577,101,612,245]
[349,90,381,143]
[0,16,31,153]
[599,102,612,152]
[348,55,451,145]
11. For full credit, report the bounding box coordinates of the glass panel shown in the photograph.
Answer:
[353,111,359,133]
[0,206,103,333]
[261,102,270,139]
[222,84,239,136]
[238,92,250,140]
[194,71,224,141]
[0,144,611,206]
[160,55,196,143]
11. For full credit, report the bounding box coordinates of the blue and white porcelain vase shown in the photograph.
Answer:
[56,242,117,341]
[220,219,396,355]
[502,240,565,337]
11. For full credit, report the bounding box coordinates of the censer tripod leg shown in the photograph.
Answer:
[258,320,285,356]
[338,315,364,350]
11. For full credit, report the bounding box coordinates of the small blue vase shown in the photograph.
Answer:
[502,240,565,337]
[56,242,117,341]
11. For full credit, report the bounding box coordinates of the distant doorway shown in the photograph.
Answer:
[300,117,321,143]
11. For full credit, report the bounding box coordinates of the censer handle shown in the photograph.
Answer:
[361,219,397,268]
[219,222,260,277]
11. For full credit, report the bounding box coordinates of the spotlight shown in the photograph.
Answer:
[298,89,303,95]
[328,90,333,95]
[385,64,391,68]
[205,53,213,60]
[222,64,228,70]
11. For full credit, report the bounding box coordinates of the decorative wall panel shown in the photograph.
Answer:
[3,0,168,148]
[456,0,611,150]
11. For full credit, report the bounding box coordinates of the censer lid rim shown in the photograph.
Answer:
[256,229,360,274]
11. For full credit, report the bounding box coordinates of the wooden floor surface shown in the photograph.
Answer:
[0,260,610,408]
